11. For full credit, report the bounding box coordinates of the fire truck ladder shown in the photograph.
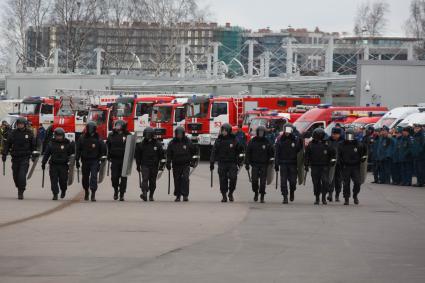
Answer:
[234,97,244,124]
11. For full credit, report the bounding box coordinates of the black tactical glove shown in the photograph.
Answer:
[41,163,46,171]
[304,166,309,172]
[136,164,141,172]
[76,160,80,169]
[245,164,250,171]
[2,155,6,162]
[275,164,279,172]
[210,163,214,171]
[166,163,171,170]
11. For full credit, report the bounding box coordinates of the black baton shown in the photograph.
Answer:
[42,169,45,188]
[168,169,171,195]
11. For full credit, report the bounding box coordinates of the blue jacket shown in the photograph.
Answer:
[376,136,395,161]
[392,136,402,163]
[398,136,414,162]
[412,130,425,161]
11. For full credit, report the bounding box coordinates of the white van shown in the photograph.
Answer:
[374,107,424,129]
[398,112,425,127]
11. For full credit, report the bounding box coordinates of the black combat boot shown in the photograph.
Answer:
[253,192,259,202]
[260,194,265,203]
[113,188,119,200]
[335,193,340,202]
[314,195,320,205]
[175,196,181,202]
[91,191,96,202]
[18,189,24,200]
[183,196,189,202]
[322,195,327,205]
[141,191,147,202]
[353,196,359,205]
[119,192,125,201]
[283,195,288,204]
[221,193,228,203]
[52,194,58,201]
[84,190,89,201]
[149,192,154,202]
[344,198,349,205]
[60,190,66,199]
[289,190,295,202]
[327,194,333,202]
[228,192,234,202]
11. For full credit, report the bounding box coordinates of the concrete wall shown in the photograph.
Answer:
[5,74,113,99]
[356,61,425,108]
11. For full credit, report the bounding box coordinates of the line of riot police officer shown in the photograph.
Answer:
[2,116,391,206]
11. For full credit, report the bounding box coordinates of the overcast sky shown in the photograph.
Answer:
[203,0,410,36]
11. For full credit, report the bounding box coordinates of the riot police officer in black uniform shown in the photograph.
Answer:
[210,123,244,203]
[339,129,367,205]
[166,127,196,202]
[41,128,74,200]
[2,117,38,200]
[275,123,302,204]
[76,121,106,202]
[328,127,344,202]
[106,120,130,201]
[305,128,336,205]
[245,126,274,203]
[135,127,165,202]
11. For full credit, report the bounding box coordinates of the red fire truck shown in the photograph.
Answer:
[111,95,176,136]
[293,105,388,136]
[53,93,118,141]
[150,100,187,148]
[19,96,60,131]
[186,95,320,149]
[248,114,290,137]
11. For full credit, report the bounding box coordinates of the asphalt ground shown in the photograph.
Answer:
[0,162,424,283]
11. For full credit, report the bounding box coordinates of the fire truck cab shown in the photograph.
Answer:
[111,95,175,136]
[19,96,59,131]
[54,96,89,142]
[150,100,187,148]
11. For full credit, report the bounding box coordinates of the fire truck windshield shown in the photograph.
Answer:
[114,102,133,117]
[20,103,40,115]
[88,110,106,125]
[186,101,209,118]
[243,113,258,126]
[57,108,73,116]
[293,121,311,133]
[152,106,172,123]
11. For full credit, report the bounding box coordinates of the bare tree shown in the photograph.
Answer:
[406,0,425,58]
[1,0,32,71]
[354,0,390,36]
[50,0,105,72]
[29,0,52,69]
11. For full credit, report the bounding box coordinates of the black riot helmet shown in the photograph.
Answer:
[345,128,355,141]
[143,127,154,140]
[54,127,65,140]
[220,123,232,137]
[256,126,266,138]
[312,128,326,141]
[86,121,97,136]
[114,120,127,132]
[16,117,27,129]
[175,126,185,140]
